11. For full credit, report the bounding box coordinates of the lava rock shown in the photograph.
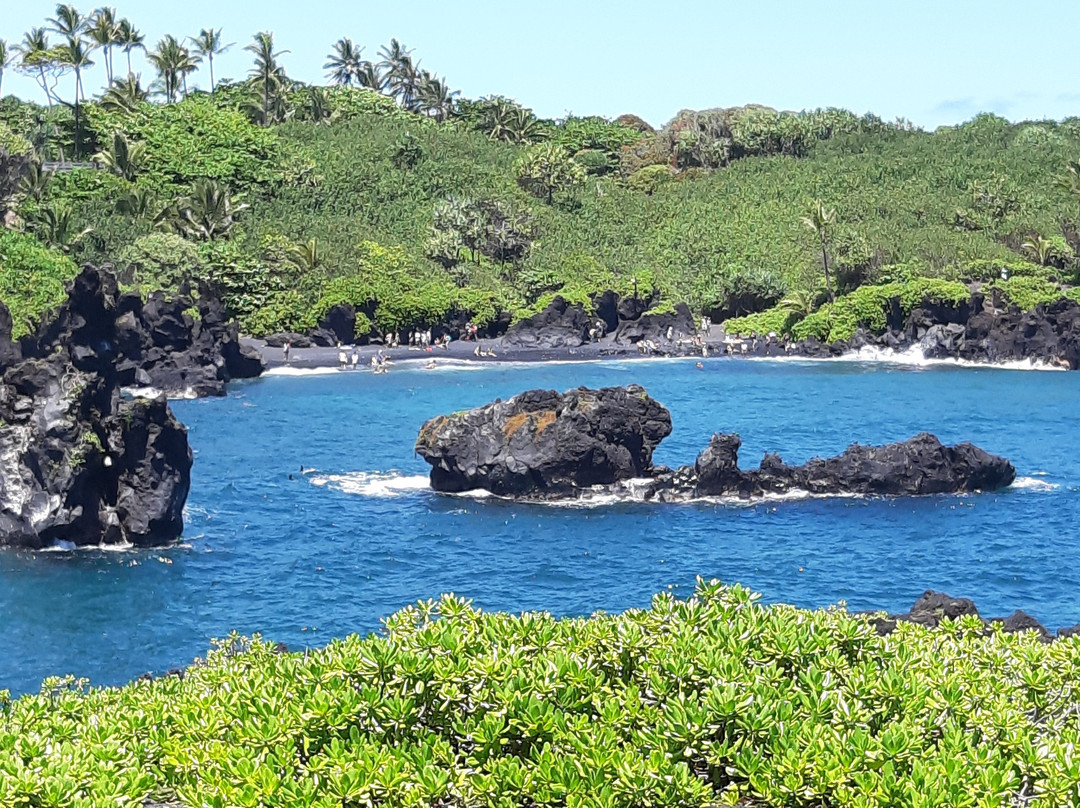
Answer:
[263,332,314,349]
[868,591,1055,642]
[416,387,1015,502]
[415,385,673,496]
[502,296,590,349]
[613,302,695,346]
[687,431,1014,498]
[23,265,264,397]
[316,302,358,346]
[779,292,1080,369]
[0,355,192,549]
[0,299,20,368]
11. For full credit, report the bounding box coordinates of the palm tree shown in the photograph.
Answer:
[245,32,289,126]
[93,131,145,181]
[48,4,90,40]
[190,28,232,92]
[298,86,332,124]
[87,7,119,86]
[148,35,192,103]
[416,73,459,122]
[16,28,58,107]
[57,37,95,158]
[31,204,92,252]
[287,238,320,273]
[357,61,385,92]
[1022,235,1056,267]
[116,19,144,78]
[324,37,363,86]
[113,185,157,218]
[379,38,417,107]
[19,162,55,202]
[169,179,249,241]
[100,73,148,112]
[779,288,817,318]
[0,40,10,97]
[801,200,837,301]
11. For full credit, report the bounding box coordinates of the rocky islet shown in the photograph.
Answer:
[415,385,1016,501]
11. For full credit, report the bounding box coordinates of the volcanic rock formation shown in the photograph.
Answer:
[0,268,192,548]
[12,264,264,398]
[416,386,1015,501]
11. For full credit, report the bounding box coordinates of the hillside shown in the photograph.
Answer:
[3,86,1080,339]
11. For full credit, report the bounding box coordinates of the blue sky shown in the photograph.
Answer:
[2,0,1077,128]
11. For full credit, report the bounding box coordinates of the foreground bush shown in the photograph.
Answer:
[3,581,1080,807]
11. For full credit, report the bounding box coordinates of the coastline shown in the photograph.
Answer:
[244,334,1070,374]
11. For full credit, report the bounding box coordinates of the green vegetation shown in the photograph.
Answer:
[3,9,1080,341]
[0,228,77,336]
[3,581,1080,806]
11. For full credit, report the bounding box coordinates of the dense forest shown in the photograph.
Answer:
[2,5,1080,342]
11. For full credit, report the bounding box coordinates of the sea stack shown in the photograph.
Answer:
[416,386,1016,501]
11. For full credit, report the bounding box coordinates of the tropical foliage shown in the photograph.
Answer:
[4,11,1080,338]
[3,581,1080,806]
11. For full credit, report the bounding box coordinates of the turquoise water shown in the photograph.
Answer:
[2,357,1078,695]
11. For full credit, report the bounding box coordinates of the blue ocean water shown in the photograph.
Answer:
[2,357,1078,695]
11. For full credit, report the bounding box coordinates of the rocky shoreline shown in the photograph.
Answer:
[249,290,1080,373]
[415,385,1015,502]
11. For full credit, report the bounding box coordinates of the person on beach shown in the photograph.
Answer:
[424,359,437,369]
[283,341,291,364]
[351,347,359,370]
[338,346,348,369]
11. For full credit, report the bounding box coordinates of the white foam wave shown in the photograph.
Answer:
[745,345,1066,372]
[305,469,1063,505]
[39,539,136,553]
[1010,476,1060,491]
[122,386,201,400]
[265,366,357,377]
[311,471,431,497]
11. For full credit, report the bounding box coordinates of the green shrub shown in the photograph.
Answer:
[85,96,309,193]
[626,163,676,194]
[0,230,78,337]
[543,115,646,157]
[985,276,1067,311]
[723,306,797,337]
[0,122,33,157]
[790,278,970,342]
[117,233,201,290]
[572,148,613,175]
[4,581,1080,807]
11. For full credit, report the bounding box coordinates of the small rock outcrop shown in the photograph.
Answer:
[0,268,192,548]
[679,431,1015,498]
[415,385,673,496]
[415,387,1015,501]
[16,265,264,398]
[868,590,1061,642]
[613,302,696,346]
[502,296,590,349]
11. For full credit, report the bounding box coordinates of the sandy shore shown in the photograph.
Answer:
[246,333,722,371]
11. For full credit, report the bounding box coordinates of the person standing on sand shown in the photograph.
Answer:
[283,341,291,364]
[351,347,359,370]
[338,346,348,369]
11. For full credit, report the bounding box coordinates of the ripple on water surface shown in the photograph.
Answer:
[2,357,1079,694]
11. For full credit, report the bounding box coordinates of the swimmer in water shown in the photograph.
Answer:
[696,361,704,369]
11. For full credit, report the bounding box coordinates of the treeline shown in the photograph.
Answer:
[2,5,1080,341]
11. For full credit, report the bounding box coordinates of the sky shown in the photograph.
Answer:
[2,0,1078,129]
